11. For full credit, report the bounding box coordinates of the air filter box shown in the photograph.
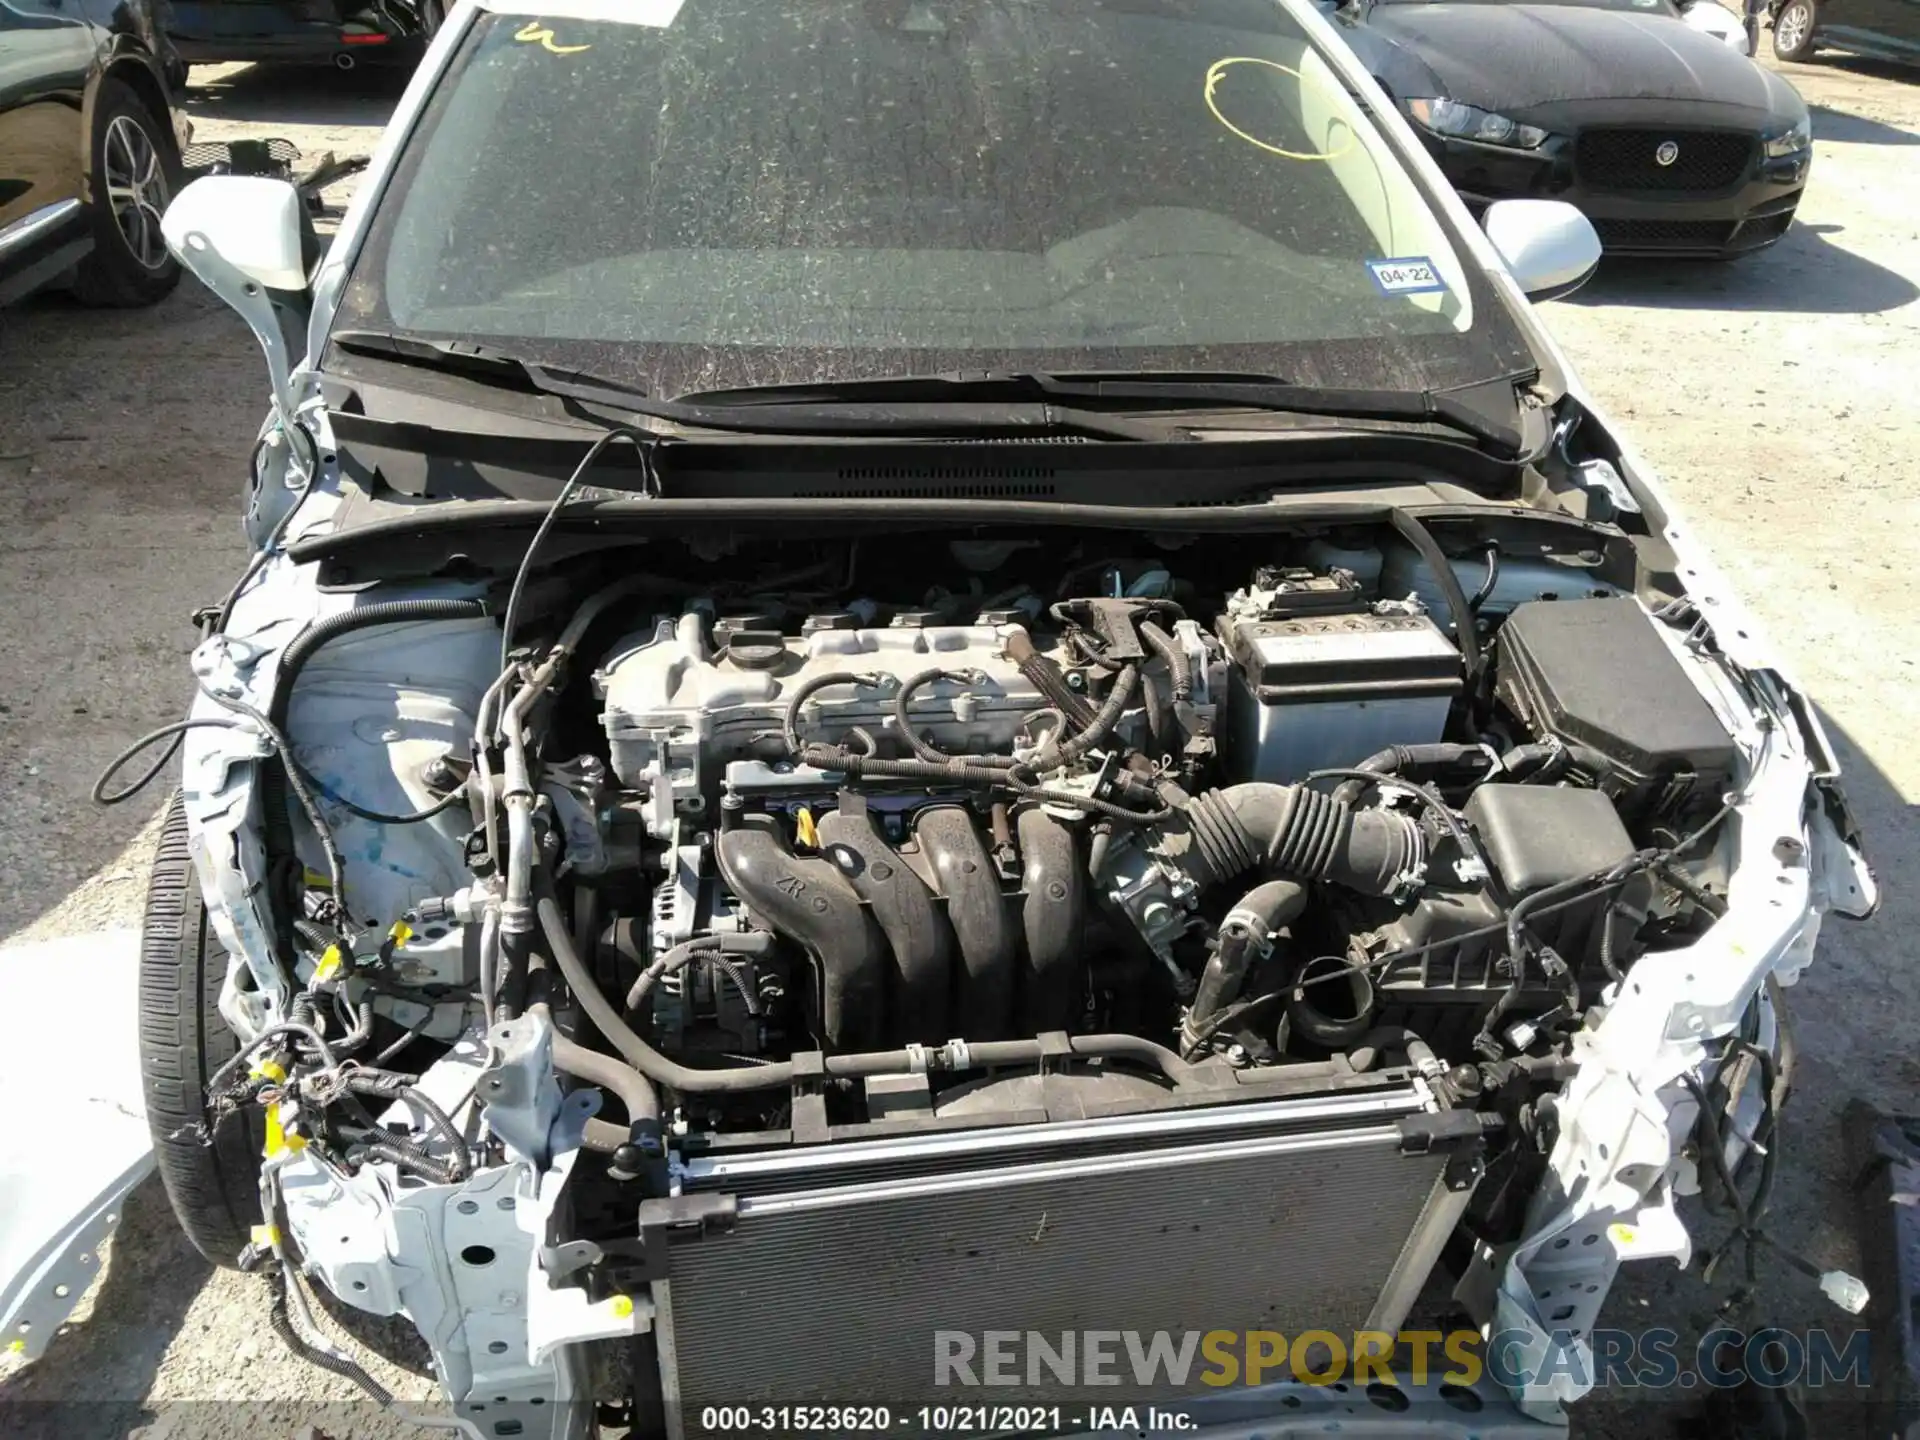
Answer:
[1495,597,1737,820]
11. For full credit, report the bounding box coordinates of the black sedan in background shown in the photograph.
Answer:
[1335,0,1814,258]
[1,0,188,305]
[164,0,441,70]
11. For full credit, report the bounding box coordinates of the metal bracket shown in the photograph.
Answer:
[788,1049,830,1143]
[172,228,302,434]
[597,1193,740,1289]
[541,1239,604,1286]
[479,1008,565,1166]
[1398,1109,1492,1191]
[1035,1030,1074,1074]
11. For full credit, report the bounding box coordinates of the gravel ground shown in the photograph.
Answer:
[0,52,1915,1440]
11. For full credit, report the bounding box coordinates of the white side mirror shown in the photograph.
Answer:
[1482,199,1603,303]
[162,176,309,427]
[161,175,307,291]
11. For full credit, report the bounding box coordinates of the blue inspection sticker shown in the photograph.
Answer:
[1366,257,1448,296]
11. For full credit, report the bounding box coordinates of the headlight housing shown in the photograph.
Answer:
[1405,97,1549,150]
[1763,115,1812,157]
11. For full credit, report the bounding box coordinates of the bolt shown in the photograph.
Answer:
[1773,836,1806,864]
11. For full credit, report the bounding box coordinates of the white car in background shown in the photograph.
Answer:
[1684,0,1759,53]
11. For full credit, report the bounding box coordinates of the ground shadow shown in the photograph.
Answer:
[182,60,408,130]
[1811,53,1920,87]
[0,282,256,949]
[0,1174,434,1438]
[1810,102,1920,145]
[0,1177,206,1439]
[1568,219,1918,315]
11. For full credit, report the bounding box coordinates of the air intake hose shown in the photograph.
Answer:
[1184,879,1307,1049]
[1177,783,1425,898]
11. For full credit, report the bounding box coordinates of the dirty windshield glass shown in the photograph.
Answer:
[334,0,1533,400]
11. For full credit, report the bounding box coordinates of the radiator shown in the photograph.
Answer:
[647,1083,1478,1438]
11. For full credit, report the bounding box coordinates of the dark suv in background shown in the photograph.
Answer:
[1770,0,1920,64]
[1,0,190,306]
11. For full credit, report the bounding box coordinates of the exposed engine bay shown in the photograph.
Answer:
[505,528,1731,1103]
[155,498,1872,1439]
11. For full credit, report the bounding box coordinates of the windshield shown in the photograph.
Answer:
[333,0,1535,402]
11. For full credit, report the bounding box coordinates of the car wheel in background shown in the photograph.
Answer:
[72,79,184,307]
[1771,0,1820,61]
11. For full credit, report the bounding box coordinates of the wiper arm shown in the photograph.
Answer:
[685,370,1527,456]
[325,331,1189,443]
[331,328,659,405]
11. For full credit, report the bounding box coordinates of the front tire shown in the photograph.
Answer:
[1771,0,1820,61]
[140,797,263,1268]
[72,79,184,308]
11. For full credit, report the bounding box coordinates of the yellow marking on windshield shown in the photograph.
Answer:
[514,20,592,54]
[1204,56,1355,163]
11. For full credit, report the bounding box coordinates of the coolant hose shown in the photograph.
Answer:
[542,892,805,1093]
[1283,955,1378,1050]
[540,892,1201,1092]
[1329,742,1495,806]
[1346,1026,1440,1075]
[1180,783,1424,897]
[1185,879,1307,1046]
[551,1020,661,1178]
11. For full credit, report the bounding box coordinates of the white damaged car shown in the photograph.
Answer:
[73,0,1879,1434]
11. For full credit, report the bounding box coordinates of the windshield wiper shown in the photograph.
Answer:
[326,330,1191,443]
[683,370,1530,456]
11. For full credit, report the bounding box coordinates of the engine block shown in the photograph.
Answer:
[595,609,1050,834]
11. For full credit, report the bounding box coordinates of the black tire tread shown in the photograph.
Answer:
[72,77,183,308]
[140,796,262,1267]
